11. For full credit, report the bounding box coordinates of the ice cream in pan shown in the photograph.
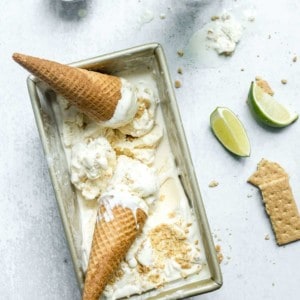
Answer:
[13,53,203,299]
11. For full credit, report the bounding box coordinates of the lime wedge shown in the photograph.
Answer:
[247,81,298,127]
[210,107,251,157]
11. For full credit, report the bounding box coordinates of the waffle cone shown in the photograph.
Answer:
[83,205,147,300]
[13,53,122,122]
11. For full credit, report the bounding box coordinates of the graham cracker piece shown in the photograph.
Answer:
[248,159,288,186]
[248,159,300,245]
[255,77,274,96]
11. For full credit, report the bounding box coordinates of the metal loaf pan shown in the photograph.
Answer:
[27,43,222,299]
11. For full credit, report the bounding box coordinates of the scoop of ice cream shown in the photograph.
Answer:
[70,137,116,200]
[118,83,158,137]
[206,13,243,55]
[109,155,159,200]
[100,78,139,128]
[112,124,163,166]
[55,96,85,147]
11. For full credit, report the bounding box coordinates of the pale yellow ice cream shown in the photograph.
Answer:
[55,76,204,299]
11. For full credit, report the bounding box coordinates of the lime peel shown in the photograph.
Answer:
[210,107,251,157]
[247,81,298,128]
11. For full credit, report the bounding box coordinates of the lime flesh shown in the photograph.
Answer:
[247,82,298,127]
[210,107,251,157]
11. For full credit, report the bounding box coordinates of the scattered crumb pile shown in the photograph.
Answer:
[149,224,193,269]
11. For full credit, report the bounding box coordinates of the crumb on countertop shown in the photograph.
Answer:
[175,80,182,88]
[248,16,255,22]
[265,234,270,240]
[211,15,220,21]
[177,49,184,57]
[281,79,287,85]
[177,67,183,74]
[215,244,223,264]
[293,56,297,62]
[209,180,219,188]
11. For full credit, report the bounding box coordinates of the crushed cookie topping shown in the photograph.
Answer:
[149,224,193,269]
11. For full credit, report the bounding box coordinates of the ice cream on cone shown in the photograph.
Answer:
[83,198,147,300]
[12,53,138,127]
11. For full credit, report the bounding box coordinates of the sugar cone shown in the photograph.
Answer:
[83,204,147,300]
[13,53,122,122]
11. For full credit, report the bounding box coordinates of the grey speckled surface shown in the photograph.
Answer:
[1,0,300,299]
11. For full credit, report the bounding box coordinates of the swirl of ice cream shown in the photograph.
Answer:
[112,124,163,166]
[100,78,139,128]
[118,83,158,137]
[97,155,159,225]
[109,155,159,201]
[70,136,116,200]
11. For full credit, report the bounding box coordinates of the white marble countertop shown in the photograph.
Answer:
[1,0,300,299]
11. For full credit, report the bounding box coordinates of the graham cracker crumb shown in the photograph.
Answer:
[148,273,161,284]
[159,194,166,201]
[281,79,287,85]
[168,211,176,218]
[215,244,221,253]
[149,224,192,269]
[215,244,223,263]
[177,49,184,57]
[255,77,274,96]
[175,80,182,88]
[293,56,297,63]
[194,240,199,245]
[211,15,220,21]
[156,282,165,289]
[177,67,183,74]
[135,98,150,118]
[265,234,270,240]
[137,263,151,275]
[107,267,125,284]
[217,252,224,264]
[209,180,219,188]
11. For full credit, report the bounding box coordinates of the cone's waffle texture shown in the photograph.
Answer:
[248,159,300,245]
[83,205,147,300]
[13,53,122,122]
